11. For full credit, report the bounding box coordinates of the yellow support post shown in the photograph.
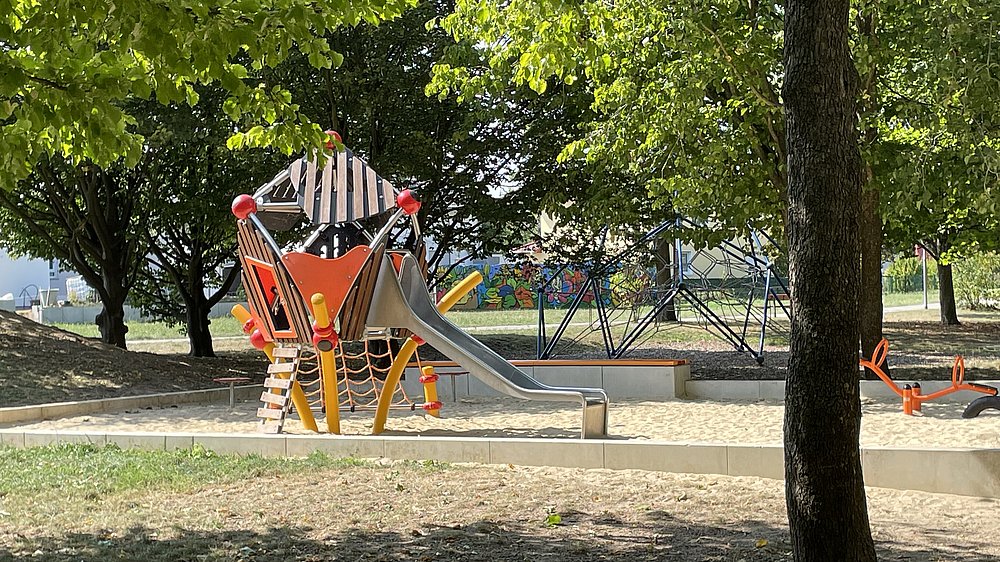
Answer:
[231,304,319,432]
[309,293,341,435]
[372,271,483,434]
[420,366,441,418]
[372,338,419,434]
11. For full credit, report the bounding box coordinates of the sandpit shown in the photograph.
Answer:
[7,396,1000,449]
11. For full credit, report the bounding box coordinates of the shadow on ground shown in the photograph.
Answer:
[2,513,994,562]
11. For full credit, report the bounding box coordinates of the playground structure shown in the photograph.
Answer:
[860,338,1000,417]
[535,219,790,363]
[230,133,608,438]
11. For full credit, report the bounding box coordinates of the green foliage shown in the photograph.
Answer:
[954,253,1000,311]
[876,0,1000,260]
[430,0,787,246]
[125,87,284,351]
[0,0,415,191]
[883,256,938,294]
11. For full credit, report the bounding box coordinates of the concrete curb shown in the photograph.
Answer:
[686,379,1000,403]
[1,428,996,499]
[0,386,263,424]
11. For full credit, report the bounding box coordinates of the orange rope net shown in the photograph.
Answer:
[295,335,422,413]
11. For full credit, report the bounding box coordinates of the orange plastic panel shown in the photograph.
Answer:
[244,257,297,341]
[281,246,372,321]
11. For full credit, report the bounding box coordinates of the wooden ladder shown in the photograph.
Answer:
[258,346,301,433]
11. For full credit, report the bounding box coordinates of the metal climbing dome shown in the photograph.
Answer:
[535,218,791,363]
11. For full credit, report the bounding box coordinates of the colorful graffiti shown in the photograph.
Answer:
[434,263,655,310]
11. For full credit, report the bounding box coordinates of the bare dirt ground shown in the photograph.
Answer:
[1,461,998,561]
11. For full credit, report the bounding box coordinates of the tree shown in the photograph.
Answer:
[0,159,145,347]
[128,91,284,356]
[431,0,788,249]
[875,0,1000,325]
[0,0,414,192]
[430,0,880,557]
[271,0,588,273]
[782,0,877,558]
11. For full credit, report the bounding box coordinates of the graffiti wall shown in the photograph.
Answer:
[433,263,655,310]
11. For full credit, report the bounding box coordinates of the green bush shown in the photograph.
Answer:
[954,253,1000,311]
[884,256,937,293]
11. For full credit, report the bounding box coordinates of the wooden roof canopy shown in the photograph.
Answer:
[252,147,398,230]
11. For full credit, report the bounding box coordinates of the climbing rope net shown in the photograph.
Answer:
[292,334,423,413]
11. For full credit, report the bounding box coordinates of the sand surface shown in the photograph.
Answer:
[7,396,1000,448]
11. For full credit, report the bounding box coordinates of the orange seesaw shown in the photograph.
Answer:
[860,338,1000,418]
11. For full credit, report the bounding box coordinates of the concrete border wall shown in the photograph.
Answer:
[400,362,691,401]
[1,429,996,498]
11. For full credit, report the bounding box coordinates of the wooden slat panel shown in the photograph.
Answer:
[259,421,283,434]
[236,224,275,340]
[289,158,303,197]
[260,392,288,406]
[353,157,365,221]
[266,362,297,373]
[320,157,334,223]
[271,347,299,358]
[336,150,349,223]
[304,158,318,222]
[264,377,293,389]
[338,247,384,341]
[274,267,312,342]
[384,178,397,212]
[257,407,285,419]
[366,165,379,218]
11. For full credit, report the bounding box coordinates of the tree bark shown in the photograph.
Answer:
[782,0,877,560]
[95,284,129,349]
[655,236,678,322]
[185,293,216,358]
[937,261,960,325]
[859,181,885,378]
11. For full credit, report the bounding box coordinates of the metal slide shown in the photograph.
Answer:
[368,255,609,438]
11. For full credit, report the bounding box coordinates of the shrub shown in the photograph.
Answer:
[884,256,937,293]
[954,253,1000,310]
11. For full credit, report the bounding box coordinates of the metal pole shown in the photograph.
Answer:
[922,249,928,309]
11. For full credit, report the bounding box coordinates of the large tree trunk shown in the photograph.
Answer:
[95,281,129,349]
[859,182,885,377]
[186,294,216,358]
[782,0,877,560]
[937,260,960,326]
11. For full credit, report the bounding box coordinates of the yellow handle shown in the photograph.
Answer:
[436,271,482,313]
[373,271,482,434]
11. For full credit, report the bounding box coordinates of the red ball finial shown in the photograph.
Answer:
[249,329,267,350]
[232,194,257,220]
[324,130,342,150]
[397,189,421,215]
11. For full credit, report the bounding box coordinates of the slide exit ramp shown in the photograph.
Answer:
[368,255,609,439]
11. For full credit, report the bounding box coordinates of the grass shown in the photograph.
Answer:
[883,291,939,308]
[0,444,454,508]
[0,444,367,501]
[51,316,246,340]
